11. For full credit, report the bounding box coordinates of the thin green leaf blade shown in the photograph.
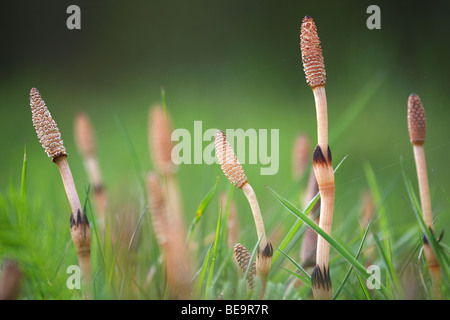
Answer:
[187,176,219,242]
[266,185,393,299]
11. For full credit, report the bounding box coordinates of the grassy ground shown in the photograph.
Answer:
[0,1,449,300]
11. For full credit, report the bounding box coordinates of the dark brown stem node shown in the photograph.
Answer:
[313,144,332,166]
[259,242,273,258]
[311,264,332,293]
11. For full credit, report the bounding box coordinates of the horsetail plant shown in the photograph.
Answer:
[147,172,169,247]
[30,88,92,299]
[407,93,442,299]
[147,171,192,299]
[301,16,335,300]
[149,105,185,225]
[148,104,192,299]
[214,130,273,293]
[74,112,107,222]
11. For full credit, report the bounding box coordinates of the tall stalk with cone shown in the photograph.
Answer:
[407,93,442,299]
[30,88,92,299]
[300,16,335,300]
[74,112,107,223]
[148,104,192,299]
[214,130,273,294]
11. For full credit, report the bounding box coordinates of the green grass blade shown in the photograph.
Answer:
[107,226,123,292]
[160,86,166,109]
[277,248,311,286]
[84,185,106,268]
[20,142,27,200]
[219,183,235,253]
[364,162,391,242]
[193,243,213,299]
[128,205,148,251]
[272,155,348,265]
[400,156,450,283]
[282,268,310,287]
[114,114,146,194]
[205,205,222,299]
[333,220,372,299]
[272,192,319,264]
[330,70,387,144]
[187,176,219,242]
[266,185,393,299]
[372,228,401,298]
[356,272,372,300]
[247,237,262,281]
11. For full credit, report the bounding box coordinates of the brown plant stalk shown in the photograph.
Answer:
[74,112,107,222]
[221,192,240,249]
[148,104,192,299]
[147,172,191,298]
[0,259,21,300]
[30,88,92,299]
[407,93,442,299]
[149,105,185,222]
[301,16,335,300]
[214,130,273,292]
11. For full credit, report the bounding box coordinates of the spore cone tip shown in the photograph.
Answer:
[408,93,426,145]
[300,16,326,88]
[214,130,247,189]
[30,88,67,160]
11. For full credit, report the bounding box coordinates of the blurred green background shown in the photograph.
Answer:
[1,0,449,249]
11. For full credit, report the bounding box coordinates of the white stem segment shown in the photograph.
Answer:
[84,155,106,220]
[164,173,192,299]
[313,86,328,155]
[413,145,442,299]
[315,185,335,268]
[413,145,433,230]
[78,253,93,299]
[241,183,267,248]
[55,156,83,215]
[85,156,103,190]
[165,174,185,227]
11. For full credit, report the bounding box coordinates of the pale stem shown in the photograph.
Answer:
[55,155,92,299]
[313,86,328,155]
[241,183,267,248]
[165,173,185,229]
[163,173,192,299]
[315,185,335,268]
[85,156,103,189]
[78,252,93,299]
[413,145,433,230]
[84,155,106,219]
[413,145,442,299]
[54,156,83,215]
